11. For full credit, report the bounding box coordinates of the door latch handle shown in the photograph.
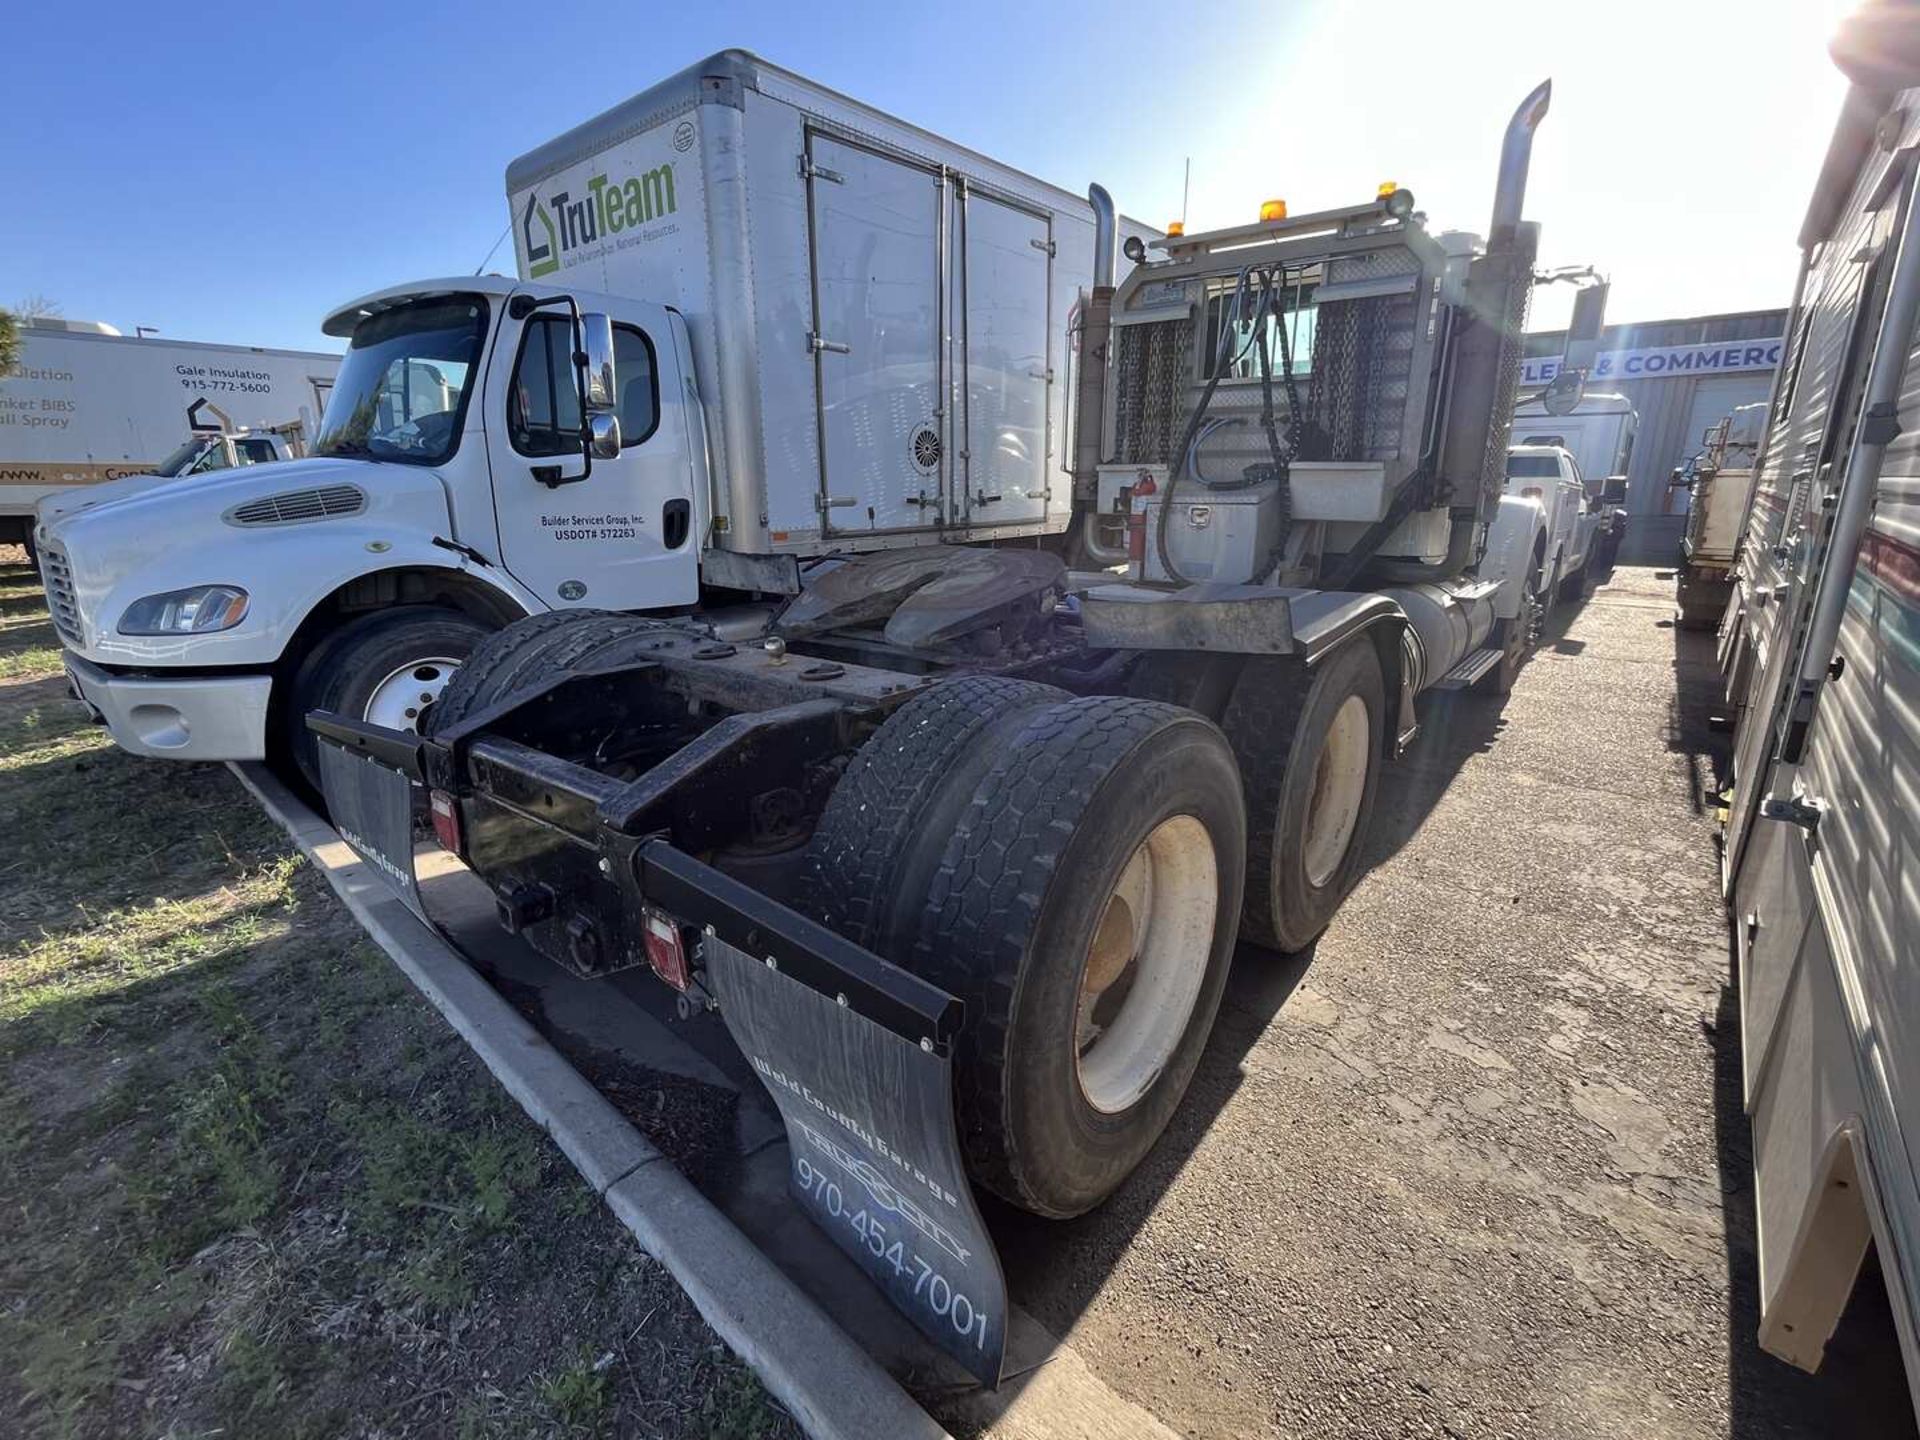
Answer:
[973,492,1004,505]
[807,333,851,356]
[815,494,857,511]
[1761,795,1825,834]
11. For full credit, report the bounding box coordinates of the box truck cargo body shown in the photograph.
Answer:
[504,51,1154,558]
[0,325,340,546]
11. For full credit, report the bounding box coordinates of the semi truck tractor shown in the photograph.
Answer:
[3,321,337,559]
[39,52,1557,1380]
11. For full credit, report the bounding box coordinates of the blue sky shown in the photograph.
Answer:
[11,0,1851,354]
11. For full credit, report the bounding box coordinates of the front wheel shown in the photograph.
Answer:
[287,606,492,791]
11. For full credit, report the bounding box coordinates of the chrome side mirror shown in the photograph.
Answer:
[587,411,622,459]
[580,312,617,412]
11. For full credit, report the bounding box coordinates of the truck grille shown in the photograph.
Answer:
[227,484,366,526]
[40,541,83,646]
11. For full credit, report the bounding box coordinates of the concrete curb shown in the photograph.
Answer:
[229,762,950,1440]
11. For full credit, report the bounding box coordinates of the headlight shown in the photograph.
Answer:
[117,585,251,636]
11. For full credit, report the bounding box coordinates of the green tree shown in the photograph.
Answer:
[0,309,18,374]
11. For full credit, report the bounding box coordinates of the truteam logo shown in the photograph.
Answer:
[524,163,679,278]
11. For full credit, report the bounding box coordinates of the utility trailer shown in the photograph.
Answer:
[300,56,1564,1384]
[1673,401,1763,628]
[1713,4,1920,1418]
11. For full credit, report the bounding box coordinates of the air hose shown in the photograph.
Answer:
[1154,263,1299,585]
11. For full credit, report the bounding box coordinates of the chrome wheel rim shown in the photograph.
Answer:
[1302,695,1370,889]
[364,657,462,734]
[1075,815,1219,1114]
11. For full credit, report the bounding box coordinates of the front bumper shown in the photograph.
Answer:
[64,654,272,761]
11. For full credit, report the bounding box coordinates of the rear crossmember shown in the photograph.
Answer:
[307,659,1013,1383]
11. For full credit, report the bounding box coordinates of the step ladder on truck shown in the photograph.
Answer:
[37,51,1568,1382]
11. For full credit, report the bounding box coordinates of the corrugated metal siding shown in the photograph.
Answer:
[1528,308,1789,517]
[1610,370,1778,516]
[1525,308,1789,357]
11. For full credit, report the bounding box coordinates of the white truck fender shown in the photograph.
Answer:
[1482,494,1549,621]
[278,539,544,649]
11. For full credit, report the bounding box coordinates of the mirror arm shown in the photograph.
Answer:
[508,292,594,488]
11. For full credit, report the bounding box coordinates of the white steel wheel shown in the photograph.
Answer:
[363,656,463,734]
[1301,695,1371,888]
[1074,814,1219,1114]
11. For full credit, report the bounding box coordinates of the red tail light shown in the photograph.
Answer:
[643,908,691,991]
[428,789,463,855]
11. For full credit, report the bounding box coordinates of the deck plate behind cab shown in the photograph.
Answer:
[778,546,1064,648]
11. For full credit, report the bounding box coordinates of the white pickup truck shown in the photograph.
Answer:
[1504,443,1602,619]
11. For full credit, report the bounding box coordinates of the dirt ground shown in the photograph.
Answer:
[0,548,797,1440]
[980,561,1916,1439]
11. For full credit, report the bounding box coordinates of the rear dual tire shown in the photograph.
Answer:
[1223,641,1385,954]
[809,684,1246,1218]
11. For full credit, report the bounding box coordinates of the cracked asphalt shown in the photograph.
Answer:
[986,562,1917,1439]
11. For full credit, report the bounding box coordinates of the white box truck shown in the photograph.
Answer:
[38,51,1560,1382]
[2,322,338,557]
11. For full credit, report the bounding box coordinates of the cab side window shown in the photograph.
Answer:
[509,316,583,458]
[510,317,659,455]
[614,326,659,446]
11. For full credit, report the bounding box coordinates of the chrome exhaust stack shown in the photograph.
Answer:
[1490,81,1552,243]
[1438,81,1552,544]
[1074,183,1126,563]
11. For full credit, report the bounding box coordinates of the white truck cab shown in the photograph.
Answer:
[41,275,706,775]
[1504,443,1601,612]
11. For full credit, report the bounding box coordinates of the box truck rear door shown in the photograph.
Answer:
[805,133,947,537]
[957,186,1052,530]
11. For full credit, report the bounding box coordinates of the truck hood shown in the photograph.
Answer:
[35,468,192,524]
[41,456,460,668]
[38,456,375,538]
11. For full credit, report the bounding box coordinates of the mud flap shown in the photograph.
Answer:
[705,937,1009,1387]
[316,736,427,921]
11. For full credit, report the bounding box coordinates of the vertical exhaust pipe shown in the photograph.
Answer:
[1436,81,1552,564]
[1088,182,1116,289]
[1074,182,1126,562]
[1490,81,1552,244]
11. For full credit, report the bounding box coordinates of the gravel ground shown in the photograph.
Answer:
[986,563,1916,1439]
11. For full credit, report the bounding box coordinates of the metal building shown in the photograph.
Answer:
[1523,308,1788,535]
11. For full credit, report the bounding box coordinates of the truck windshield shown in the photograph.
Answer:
[314,296,488,466]
[154,438,216,477]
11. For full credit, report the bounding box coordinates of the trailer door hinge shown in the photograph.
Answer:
[1030,238,1057,256]
[1760,794,1825,835]
[807,333,851,356]
[799,155,844,184]
[815,494,858,511]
